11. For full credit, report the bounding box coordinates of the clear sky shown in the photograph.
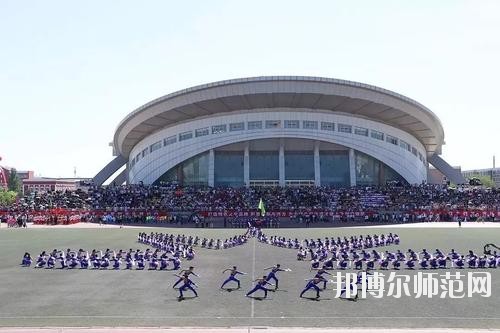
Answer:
[1,0,499,178]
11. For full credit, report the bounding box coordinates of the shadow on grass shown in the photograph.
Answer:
[246,296,272,301]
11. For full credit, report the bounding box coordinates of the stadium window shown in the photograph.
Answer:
[354,126,368,136]
[195,127,209,137]
[212,124,227,134]
[150,141,162,153]
[399,140,411,151]
[248,121,262,130]
[338,124,352,133]
[179,131,193,141]
[284,120,300,129]
[411,147,418,156]
[229,122,245,132]
[370,130,384,140]
[386,135,398,145]
[265,120,281,129]
[164,135,177,146]
[142,147,149,158]
[303,120,318,130]
[321,122,335,131]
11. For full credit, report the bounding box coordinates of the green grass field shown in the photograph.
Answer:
[0,226,499,329]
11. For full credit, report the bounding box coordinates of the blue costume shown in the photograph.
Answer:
[300,278,322,298]
[246,277,273,298]
[313,269,331,289]
[265,265,286,289]
[21,253,32,267]
[177,276,198,299]
[221,267,245,289]
[173,268,197,288]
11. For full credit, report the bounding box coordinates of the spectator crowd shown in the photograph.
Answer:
[1,183,499,225]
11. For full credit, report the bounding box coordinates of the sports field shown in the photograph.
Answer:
[0,224,499,329]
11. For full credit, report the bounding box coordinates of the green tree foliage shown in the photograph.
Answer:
[0,190,17,206]
[7,168,21,193]
[468,174,496,188]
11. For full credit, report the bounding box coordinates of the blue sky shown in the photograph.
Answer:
[1,0,499,177]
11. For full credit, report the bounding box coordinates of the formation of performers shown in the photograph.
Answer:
[20,228,498,302]
[171,263,364,301]
[256,230,500,270]
[137,231,249,251]
[300,247,500,270]
[258,232,400,250]
[170,263,293,301]
[22,247,190,270]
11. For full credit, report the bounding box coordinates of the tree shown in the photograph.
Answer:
[468,174,496,188]
[0,190,17,206]
[7,168,21,193]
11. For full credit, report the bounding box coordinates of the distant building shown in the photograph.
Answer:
[22,177,91,194]
[428,166,462,185]
[462,168,500,187]
[0,166,34,190]
[94,76,466,187]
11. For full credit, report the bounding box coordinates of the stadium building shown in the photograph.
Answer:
[94,76,465,187]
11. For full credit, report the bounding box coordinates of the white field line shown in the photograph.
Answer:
[0,315,499,320]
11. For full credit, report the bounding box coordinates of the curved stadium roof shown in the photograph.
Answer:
[114,76,444,157]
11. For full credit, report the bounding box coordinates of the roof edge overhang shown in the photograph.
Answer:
[113,76,445,158]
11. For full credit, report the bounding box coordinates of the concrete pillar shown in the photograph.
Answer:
[349,148,356,187]
[314,141,320,186]
[378,161,385,186]
[208,149,215,187]
[279,139,285,186]
[244,142,250,187]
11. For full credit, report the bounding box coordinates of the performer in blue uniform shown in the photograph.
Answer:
[21,252,32,267]
[300,277,323,299]
[246,276,275,298]
[264,264,291,290]
[175,275,198,300]
[311,268,332,289]
[173,267,198,288]
[221,266,247,289]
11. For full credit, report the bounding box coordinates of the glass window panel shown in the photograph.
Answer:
[212,124,227,134]
[250,151,279,180]
[400,140,411,151]
[354,127,369,136]
[338,124,352,133]
[153,152,209,186]
[355,151,380,186]
[320,151,349,186]
[248,121,262,130]
[321,122,335,131]
[229,122,245,132]
[285,151,314,180]
[195,127,209,137]
[150,141,162,153]
[265,120,281,129]
[164,135,177,146]
[303,121,318,129]
[386,135,398,145]
[179,131,193,141]
[371,130,384,140]
[284,120,300,129]
[142,147,149,158]
[214,151,244,187]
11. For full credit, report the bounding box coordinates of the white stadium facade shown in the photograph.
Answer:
[93,76,465,187]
